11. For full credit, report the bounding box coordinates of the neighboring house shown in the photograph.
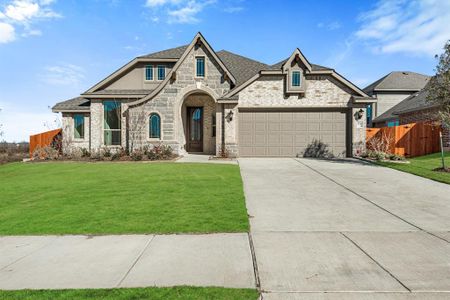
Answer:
[374,86,449,150]
[364,71,429,127]
[52,32,374,158]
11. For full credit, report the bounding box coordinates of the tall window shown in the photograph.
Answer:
[149,113,161,139]
[74,114,84,139]
[157,65,165,80]
[145,65,153,81]
[104,101,121,145]
[366,104,373,125]
[292,71,301,87]
[196,57,205,77]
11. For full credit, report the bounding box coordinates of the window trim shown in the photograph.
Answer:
[145,65,154,81]
[195,56,206,78]
[291,70,301,87]
[103,100,122,146]
[148,112,162,140]
[73,114,85,140]
[157,65,166,81]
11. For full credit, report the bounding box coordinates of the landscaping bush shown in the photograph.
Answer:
[146,143,175,161]
[302,139,334,159]
[32,146,60,161]
[131,149,144,161]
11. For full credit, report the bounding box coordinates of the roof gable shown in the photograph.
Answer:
[128,32,236,106]
[281,49,312,72]
[364,71,430,93]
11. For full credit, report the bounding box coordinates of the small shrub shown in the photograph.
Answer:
[389,153,405,161]
[131,149,144,161]
[32,146,60,160]
[90,149,101,160]
[302,139,334,159]
[81,148,90,158]
[147,143,175,161]
[102,147,112,158]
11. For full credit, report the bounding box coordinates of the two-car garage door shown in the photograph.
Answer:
[238,110,348,157]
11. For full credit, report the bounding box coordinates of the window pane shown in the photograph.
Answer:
[158,66,165,80]
[104,101,121,130]
[366,104,372,124]
[196,57,205,77]
[104,130,121,145]
[104,101,121,145]
[292,71,301,87]
[145,65,153,80]
[149,114,161,138]
[74,114,84,139]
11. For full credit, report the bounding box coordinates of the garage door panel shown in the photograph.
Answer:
[320,122,334,131]
[240,134,253,146]
[239,110,347,157]
[267,134,280,145]
[281,123,293,131]
[254,134,266,145]
[308,123,320,131]
[254,122,266,131]
[268,123,280,131]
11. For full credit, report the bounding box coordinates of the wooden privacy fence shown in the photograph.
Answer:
[366,122,441,158]
[29,128,62,157]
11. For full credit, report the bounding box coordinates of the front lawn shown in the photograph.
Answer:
[0,287,259,300]
[378,152,450,184]
[0,162,249,235]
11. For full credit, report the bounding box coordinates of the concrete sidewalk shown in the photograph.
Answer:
[0,233,255,290]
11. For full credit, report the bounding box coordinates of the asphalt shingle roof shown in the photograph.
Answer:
[52,97,90,112]
[138,45,189,59]
[216,50,270,85]
[53,45,342,111]
[364,71,430,93]
[269,58,332,71]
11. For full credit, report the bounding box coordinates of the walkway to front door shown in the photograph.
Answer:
[187,107,203,153]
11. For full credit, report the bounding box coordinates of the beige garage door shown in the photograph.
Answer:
[239,110,348,157]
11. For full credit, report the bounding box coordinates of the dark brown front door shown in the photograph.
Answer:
[187,107,203,152]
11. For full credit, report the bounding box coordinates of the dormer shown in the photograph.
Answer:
[282,49,312,94]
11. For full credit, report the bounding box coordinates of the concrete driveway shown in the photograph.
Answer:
[239,158,450,299]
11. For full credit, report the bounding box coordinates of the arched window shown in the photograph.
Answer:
[149,113,161,139]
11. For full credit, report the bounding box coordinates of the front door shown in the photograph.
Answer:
[187,107,203,152]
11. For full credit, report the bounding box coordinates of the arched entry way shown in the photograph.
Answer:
[181,93,216,154]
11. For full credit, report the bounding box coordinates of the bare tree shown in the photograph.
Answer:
[127,107,147,153]
[426,39,450,170]
[367,131,394,154]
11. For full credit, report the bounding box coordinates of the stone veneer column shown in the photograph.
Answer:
[90,100,103,151]
[351,107,366,156]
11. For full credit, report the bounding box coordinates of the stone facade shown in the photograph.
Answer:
[239,75,353,107]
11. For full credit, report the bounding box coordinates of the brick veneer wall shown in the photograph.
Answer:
[399,108,450,149]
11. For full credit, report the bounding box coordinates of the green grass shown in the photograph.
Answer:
[0,287,259,300]
[0,162,249,235]
[377,152,450,184]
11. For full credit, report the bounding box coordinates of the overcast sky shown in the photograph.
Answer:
[0,0,449,142]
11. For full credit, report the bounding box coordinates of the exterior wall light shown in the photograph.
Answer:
[354,109,364,121]
[226,110,234,122]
